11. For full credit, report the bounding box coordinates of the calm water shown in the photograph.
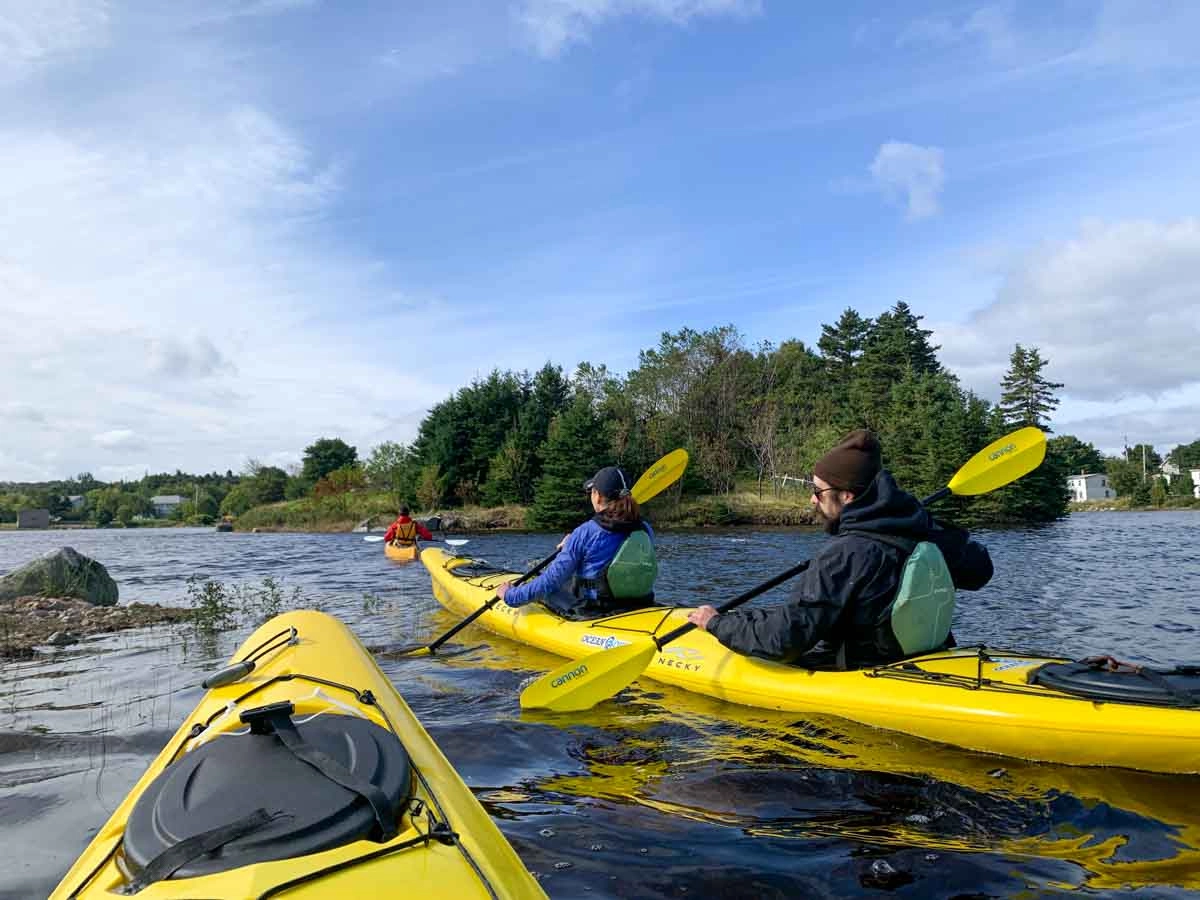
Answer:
[2,513,1199,898]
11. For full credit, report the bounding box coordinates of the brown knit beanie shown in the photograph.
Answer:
[813,429,882,493]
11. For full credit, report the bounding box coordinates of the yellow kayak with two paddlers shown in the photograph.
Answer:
[422,547,1200,774]
[51,609,545,900]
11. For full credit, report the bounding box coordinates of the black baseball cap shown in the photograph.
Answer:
[583,466,631,499]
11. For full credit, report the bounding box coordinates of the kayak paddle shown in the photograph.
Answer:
[394,448,690,657]
[364,535,470,547]
[519,426,1047,712]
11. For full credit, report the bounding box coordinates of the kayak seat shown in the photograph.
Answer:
[1029,659,1200,708]
[123,709,413,881]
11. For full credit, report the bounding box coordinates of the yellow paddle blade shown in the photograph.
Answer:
[631,449,689,505]
[519,640,657,712]
[948,426,1046,496]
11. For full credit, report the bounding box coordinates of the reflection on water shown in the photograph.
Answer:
[1,513,1199,898]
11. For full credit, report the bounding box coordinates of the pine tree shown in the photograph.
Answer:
[817,307,871,392]
[527,398,611,530]
[849,302,941,429]
[989,345,1069,522]
[997,345,1062,430]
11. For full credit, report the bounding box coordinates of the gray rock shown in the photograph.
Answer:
[47,631,79,646]
[0,547,119,607]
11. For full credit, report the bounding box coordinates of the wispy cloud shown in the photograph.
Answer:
[895,3,1015,56]
[0,6,447,480]
[514,0,762,58]
[868,141,945,220]
[0,0,111,81]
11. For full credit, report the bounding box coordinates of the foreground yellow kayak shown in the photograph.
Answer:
[51,610,546,899]
[385,541,420,562]
[423,548,1200,774]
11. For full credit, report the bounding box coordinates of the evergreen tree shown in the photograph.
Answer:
[989,345,1068,521]
[527,398,610,530]
[997,344,1062,430]
[850,301,941,429]
[817,307,871,393]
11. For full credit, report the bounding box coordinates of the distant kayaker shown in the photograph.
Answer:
[496,466,657,619]
[385,507,433,546]
[686,429,994,669]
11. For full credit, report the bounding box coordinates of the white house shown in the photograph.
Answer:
[1067,473,1115,502]
[67,494,85,510]
[151,494,184,517]
[1192,468,1200,500]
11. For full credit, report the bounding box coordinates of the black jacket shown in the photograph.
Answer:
[708,470,993,667]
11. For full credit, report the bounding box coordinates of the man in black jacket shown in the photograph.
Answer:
[686,429,993,668]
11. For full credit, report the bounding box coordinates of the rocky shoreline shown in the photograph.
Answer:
[0,596,190,658]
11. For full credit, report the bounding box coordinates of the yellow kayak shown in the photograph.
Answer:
[385,541,420,562]
[51,609,546,899]
[423,548,1200,774]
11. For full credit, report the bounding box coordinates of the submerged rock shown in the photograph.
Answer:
[0,547,119,606]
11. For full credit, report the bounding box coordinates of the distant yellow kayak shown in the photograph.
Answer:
[51,610,546,899]
[385,541,420,562]
[423,548,1200,774]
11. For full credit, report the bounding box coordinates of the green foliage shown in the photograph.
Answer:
[1167,438,1200,470]
[252,466,289,504]
[365,442,412,508]
[220,483,256,517]
[1150,478,1167,507]
[1049,434,1106,475]
[528,397,611,530]
[1,303,1081,529]
[998,344,1063,430]
[415,464,443,511]
[1105,457,1142,497]
[1124,443,1162,473]
[301,437,358,483]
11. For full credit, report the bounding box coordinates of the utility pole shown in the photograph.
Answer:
[1143,444,1147,482]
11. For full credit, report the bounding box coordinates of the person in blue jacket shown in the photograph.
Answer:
[495,466,657,620]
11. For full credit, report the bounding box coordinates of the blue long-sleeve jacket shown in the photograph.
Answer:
[503,518,656,607]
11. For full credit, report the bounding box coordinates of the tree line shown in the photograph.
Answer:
[6,301,1195,529]
[339,302,1082,528]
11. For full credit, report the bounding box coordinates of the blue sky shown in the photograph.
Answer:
[2,0,1199,481]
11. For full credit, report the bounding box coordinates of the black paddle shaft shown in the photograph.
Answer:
[425,549,558,653]
[655,484,948,650]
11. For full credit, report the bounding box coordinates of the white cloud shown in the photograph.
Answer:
[0,0,110,81]
[514,0,762,58]
[868,141,945,220]
[93,429,143,450]
[935,219,1200,407]
[895,3,1014,56]
[0,10,452,482]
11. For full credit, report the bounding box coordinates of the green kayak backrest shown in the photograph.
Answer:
[889,541,956,655]
[605,529,658,599]
[862,534,957,656]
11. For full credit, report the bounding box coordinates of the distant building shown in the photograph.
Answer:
[1067,473,1115,502]
[67,495,85,510]
[17,508,51,529]
[1161,461,1181,480]
[1192,468,1200,500]
[150,494,185,517]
